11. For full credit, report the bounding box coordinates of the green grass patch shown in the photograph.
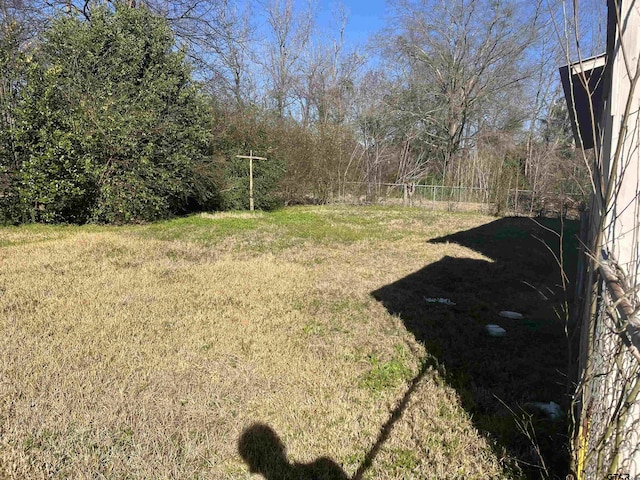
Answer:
[387,448,420,472]
[302,321,328,336]
[0,205,470,251]
[132,214,261,244]
[359,346,413,394]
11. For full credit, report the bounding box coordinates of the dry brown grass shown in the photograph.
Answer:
[0,207,508,479]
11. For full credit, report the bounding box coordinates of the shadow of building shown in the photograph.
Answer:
[371,217,580,478]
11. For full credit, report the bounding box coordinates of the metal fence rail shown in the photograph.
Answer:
[333,182,583,217]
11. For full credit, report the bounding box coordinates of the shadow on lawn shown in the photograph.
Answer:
[238,423,348,480]
[371,216,580,480]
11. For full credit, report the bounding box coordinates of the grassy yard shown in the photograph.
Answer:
[0,206,577,479]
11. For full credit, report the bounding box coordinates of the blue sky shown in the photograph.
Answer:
[315,0,388,48]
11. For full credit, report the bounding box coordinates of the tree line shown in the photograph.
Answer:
[0,0,600,224]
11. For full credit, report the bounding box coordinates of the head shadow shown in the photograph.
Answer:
[238,423,348,480]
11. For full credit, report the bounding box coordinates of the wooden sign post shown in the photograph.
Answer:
[236,150,267,211]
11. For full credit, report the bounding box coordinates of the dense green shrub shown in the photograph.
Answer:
[211,107,285,211]
[11,6,215,223]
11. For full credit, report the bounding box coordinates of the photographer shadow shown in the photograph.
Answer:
[238,423,349,480]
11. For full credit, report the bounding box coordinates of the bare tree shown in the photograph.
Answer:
[260,0,314,118]
[296,3,361,127]
[381,0,543,182]
[202,1,254,107]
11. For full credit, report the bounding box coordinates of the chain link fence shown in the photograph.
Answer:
[331,182,584,217]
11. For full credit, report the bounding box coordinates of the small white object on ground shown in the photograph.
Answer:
[424,297,456,306]
[526,401,563,420]
[499,311,524,319]
[485,324,506,337]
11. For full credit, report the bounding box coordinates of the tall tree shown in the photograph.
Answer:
[382,0,542,181]
[261,0,313,117]
[0,11,27,223]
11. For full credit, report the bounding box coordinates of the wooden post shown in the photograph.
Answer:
[236,150,267,211]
